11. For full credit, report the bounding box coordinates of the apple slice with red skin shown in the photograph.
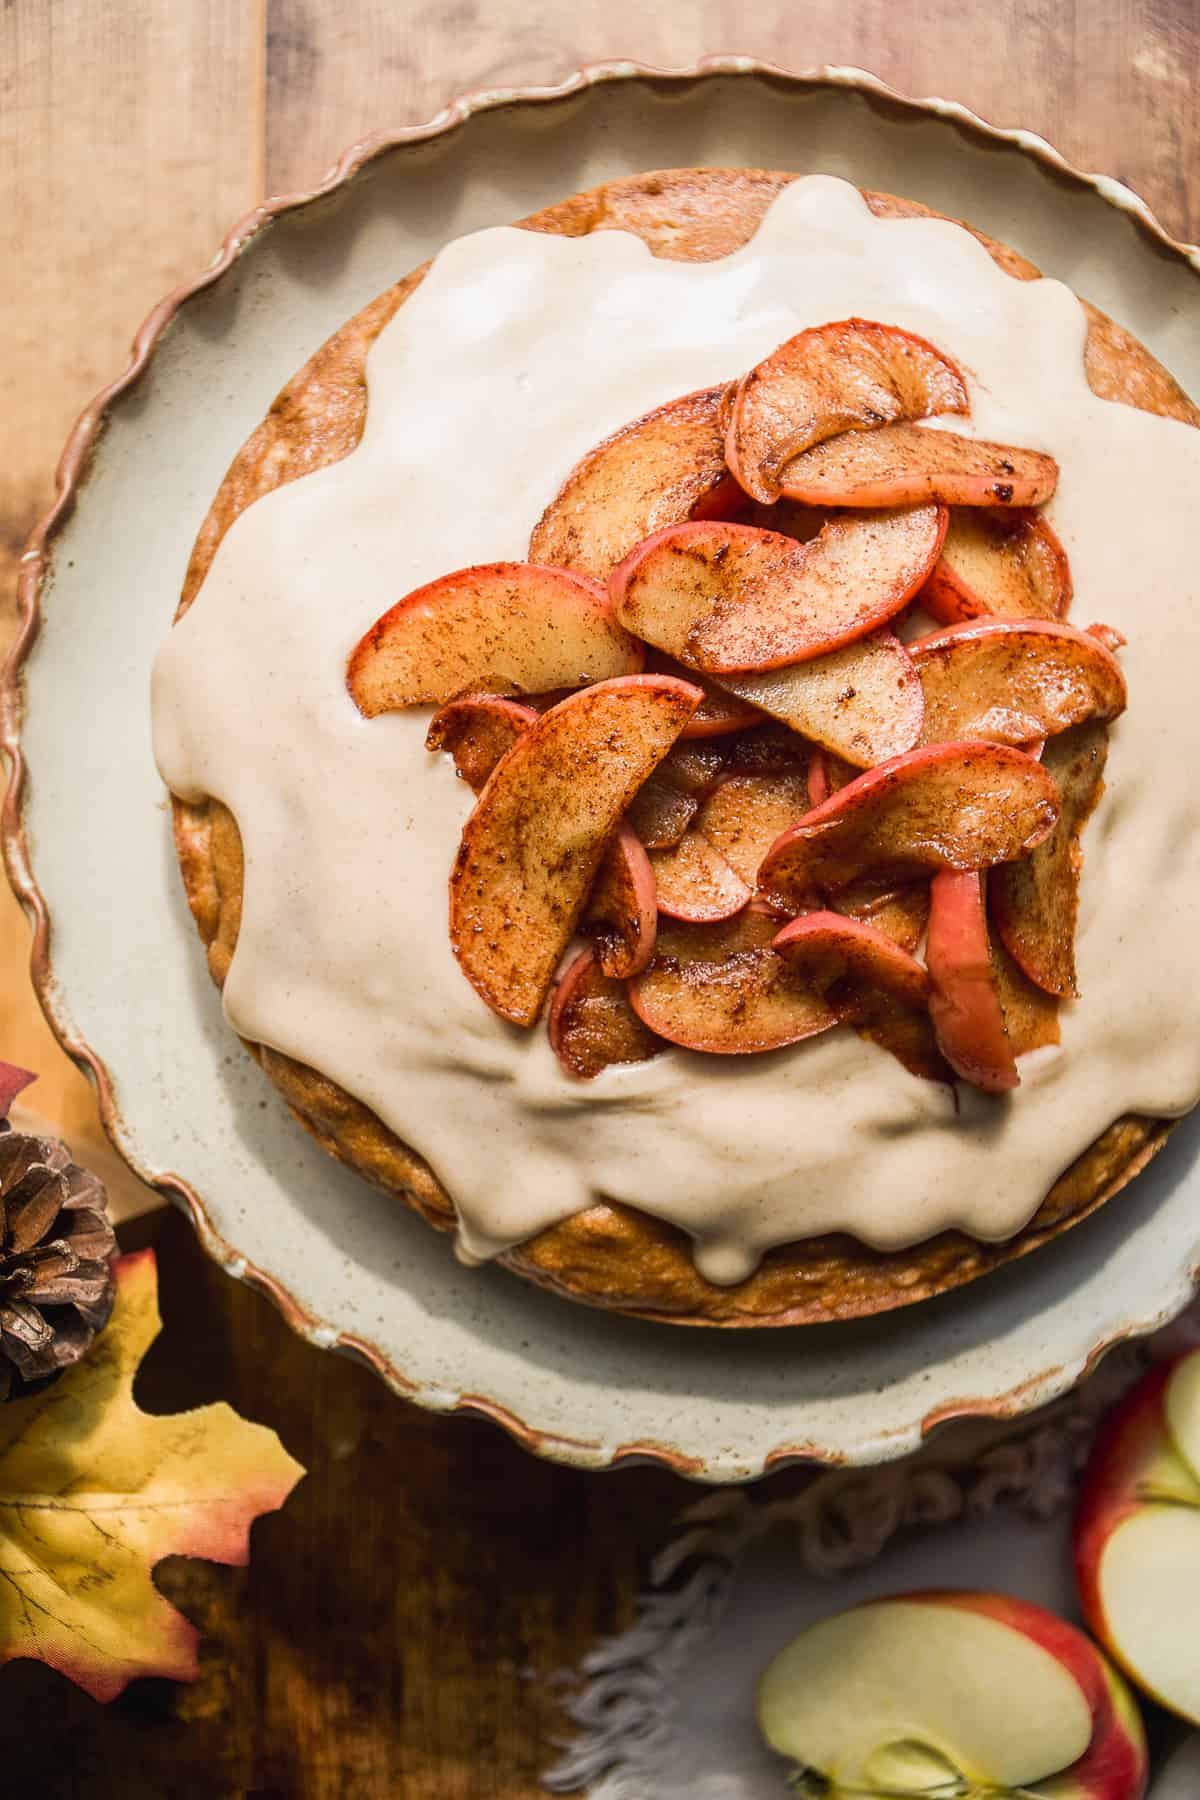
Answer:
[548,946,661,1079]
[835,882,930,955]
[529,386,742,579]
[922,506,1072,625]
[757,741,1060,913]
[626,741,727,849]
[693,772,813,887]
[628,909,834,1054]
[779,422,1059,510]
[582,825,657,979]
[991,720,1108,998]
[725,317,968,504]
[613,512,944,675]
[1075,1347,1200,1728]
[758,1589,1147,1800]
[992,931,1061,1055]
[772,911,948,1082]
[348,562,643,716]
[910,619,1127,748]
[425,694,538,791]
[648,831,750,924]
[449,674,702,1025]
[926,869,1019,1092]
[806,746,858,808]
[642,649,763,738]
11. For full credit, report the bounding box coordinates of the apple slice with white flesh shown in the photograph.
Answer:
[725,317,969,504]
[425,694,538,791]
[613,512,944,675]
[449,674,702,1025]
[923,506,1072,624]
[758,1591,1148,1800]
[547,946,661,1079]
[642,649,763,738]
[628,909,834,1054]
[757,742,1060,913]
[772,911,948,1082]
[779,421,1059,510]
[692,771,813,886]
[911,619,1127,748]
[626,741,726,850]
[347,562,643,716]
[648,831,750,924]
[1076,1347,1200,1728]
[528,386,744,579]
[926,869,1019,1092]
[582,825,657,979]
[835,882,931,955]
[991,720,1108,998]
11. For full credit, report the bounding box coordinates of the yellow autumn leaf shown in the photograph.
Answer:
[0,1249,304,1700]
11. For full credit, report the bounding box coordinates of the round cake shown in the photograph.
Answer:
[152,169,1200,1325]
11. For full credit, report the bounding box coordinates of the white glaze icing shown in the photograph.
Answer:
[152,176,1200,1286]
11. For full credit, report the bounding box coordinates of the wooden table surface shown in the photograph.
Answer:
[2,4,1198,1794]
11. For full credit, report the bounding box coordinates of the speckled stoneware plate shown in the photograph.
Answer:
[8,63,1200,1481]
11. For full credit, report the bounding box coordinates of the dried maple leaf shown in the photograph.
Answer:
[0,1061,35,1118]
[0,1249,303,1699]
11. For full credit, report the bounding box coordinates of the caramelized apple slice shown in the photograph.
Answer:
[425,694,538,791]
[922,508,1072,625]
[780,424,1059,510]
[348,563,643,716]
[643,650,763,737]
[926,870,1019,1092]
[693,772,812,886]
[626,741,726,849]
[992,933,1061,1056]
[615,513,943,675]
[583,825,658,979]
[725,319,968,504]
[772,911,948,1082]
[449,675,702,1025]
[648,831,750,924]
[757,742,1060,912]
[529,387,741,579]
[722,723,810,777]
[628,910,834,1054]
[835,882,931,955]
[548,947,661,1079]
[991,721,1108,998]
[911,619,1127,747]
[716,634,923,769]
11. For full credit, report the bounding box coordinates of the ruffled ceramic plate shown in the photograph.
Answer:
[8,63,1200,1480]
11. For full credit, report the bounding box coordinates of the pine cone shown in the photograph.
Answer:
[0,1128,116,1400]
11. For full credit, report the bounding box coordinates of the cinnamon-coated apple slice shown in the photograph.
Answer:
[425,694,539,791]
[725,318,968,504]
[529,386,743,578]
[449,674,702,1025]
[779,422,1059,509]
[717,633,923,769]
[772,911,948,1082]
[582,824,657,979]
[922,506,1072,624]
[926,870,1019,1092]
[614,513,944,674]
[835,882,931,955]
[992,932,1061,1055]
[991,721,1108,998]
[1076,1347,1200,1728]
[642,649,763,738]
[758,1591,1148,1800]
[805,746,857,808]
[548,946,661,1079]
[721,722,810,777]
[628,909,834,1054]
[692,772,812,887]
[648,831,750,924]
[911,619,1127,747]
[348,562,643,716]
[626,741,727,849]
[757,742,1060,912]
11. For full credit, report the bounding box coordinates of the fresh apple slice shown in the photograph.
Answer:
[582,824,657,979]
[922,507,1072,624]
[693,772,812,887]
[758,742,1060,912]
[628,910,834,1054]
[626,741,727,849]
[648,831,750,923]
[926,870,1019,1092]
[991,721,1108,998]
[347,562,643,716]
[911,619,1127,747]
[425,694,539,791]
[779,422,1059,510]
[449,674,702,1025]
[1076,1347,1200,1728]
[614,512,944,675]
[992,932,1061,1055]
[529,386,742,579]
[717,632,924,769]
[758,1591,1148,1800]
[772,911,947,1081]
[547,946,661,1079]
[725,318,968,504]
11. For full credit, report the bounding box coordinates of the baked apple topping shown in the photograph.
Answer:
[349,320,1124,1089]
